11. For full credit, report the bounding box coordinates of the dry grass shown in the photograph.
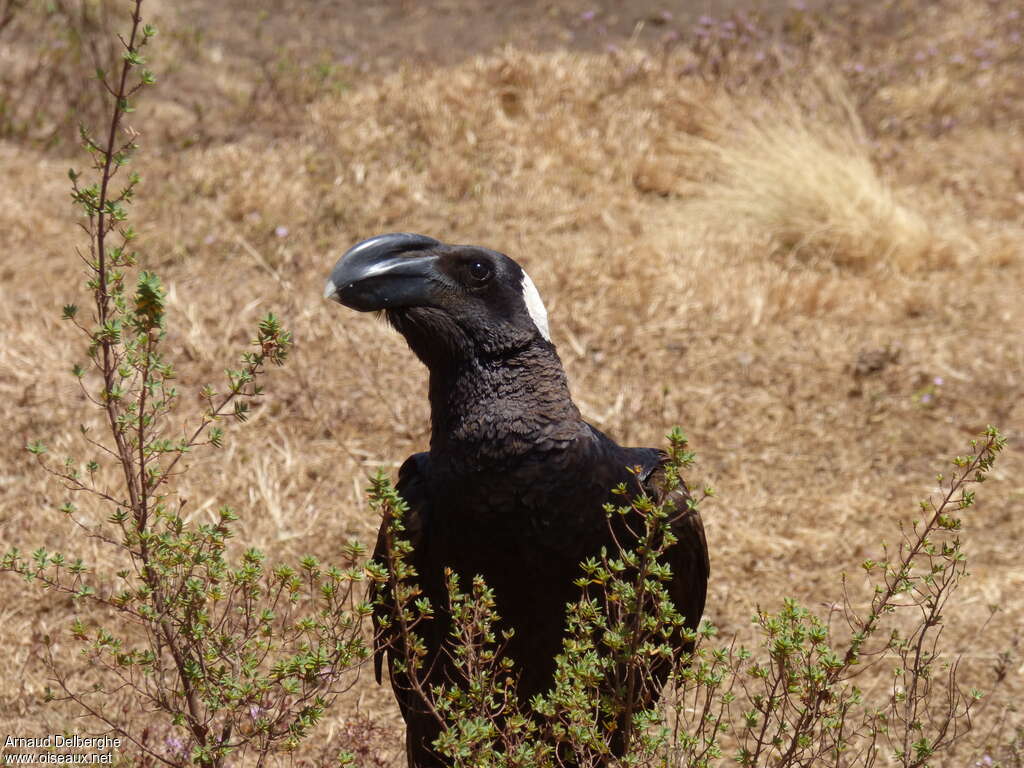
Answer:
[1,0,1022,765]
[687,68,970,272]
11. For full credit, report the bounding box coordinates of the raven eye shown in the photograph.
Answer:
[468,260,492,283]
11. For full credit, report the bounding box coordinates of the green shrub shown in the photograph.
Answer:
[372,427,1006,767]
[2,4,370,765]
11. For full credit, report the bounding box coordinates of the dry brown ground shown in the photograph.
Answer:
[1,0,1022,765]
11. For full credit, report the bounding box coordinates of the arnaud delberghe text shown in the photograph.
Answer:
[4,736,122,750]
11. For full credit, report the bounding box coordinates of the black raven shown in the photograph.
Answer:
[324,233,709,767]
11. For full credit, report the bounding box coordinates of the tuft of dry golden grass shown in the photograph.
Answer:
[1,0,1022,765]
[686,68,972,272]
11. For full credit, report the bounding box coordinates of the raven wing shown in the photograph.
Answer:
[370,452,446,767]
[642,455,710,648]
[371,451,432,683]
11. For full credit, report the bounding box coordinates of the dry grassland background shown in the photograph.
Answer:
[1,0,1022,764]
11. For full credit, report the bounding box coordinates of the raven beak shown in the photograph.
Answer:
[324,233,443,311]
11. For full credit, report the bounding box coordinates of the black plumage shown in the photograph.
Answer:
[324,233,709,767]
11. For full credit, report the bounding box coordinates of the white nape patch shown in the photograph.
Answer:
[520,271,551,341]
[324,279,339,300]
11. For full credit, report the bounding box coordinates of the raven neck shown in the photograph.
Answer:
[427,341,585,464]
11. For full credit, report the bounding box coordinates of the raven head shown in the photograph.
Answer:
[324,233,551,364]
